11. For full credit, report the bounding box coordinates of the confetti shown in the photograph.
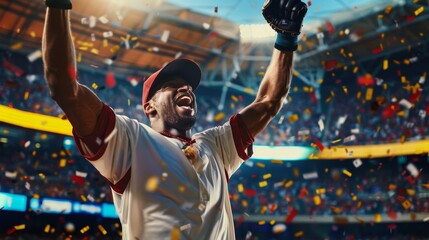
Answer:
[302,171,318,180]
[146,176,159,192]
[402,200,412,209]
[342,169,352,177]
[285,208,297,223]
[160,30,170,43]
[406,163,419,178]
[353,159,362,168]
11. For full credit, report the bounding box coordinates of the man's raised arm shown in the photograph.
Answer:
[238,0,307,137]
[42,5,103,137]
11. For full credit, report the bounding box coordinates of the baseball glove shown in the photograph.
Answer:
[262,0,308,36]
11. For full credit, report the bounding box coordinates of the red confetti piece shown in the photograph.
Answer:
[357,74,375,86]
[325,21,335,35]
[3,60,25,77]
[285,208,298,223]
[237,216,245,227]
[298,187,307,198]
[426,106,429,115]
[382,103,400,119]
[406,175,415,185]
[307,1,312,7]
[7,228,16,235]
[71,174,85,185]
[324,59,338,71]
[387,210,398,220]
[408,91,421,103]
[405,15,416,22]
[243,189,257,197]
[309,92,318,104]
[105,71,116,88]
[315,141,325,151]
[372,48,383,54]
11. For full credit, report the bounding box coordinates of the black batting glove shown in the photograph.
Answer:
[45,0,72,9]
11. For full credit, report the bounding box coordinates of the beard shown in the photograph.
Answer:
[158,99,197,131]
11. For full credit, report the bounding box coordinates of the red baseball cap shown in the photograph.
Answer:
[142,58,201,106]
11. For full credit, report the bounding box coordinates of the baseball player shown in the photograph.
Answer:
[42,0,307,239]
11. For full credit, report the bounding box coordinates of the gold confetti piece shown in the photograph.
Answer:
[179,185,186,192]
[415,6,424,16]
[14,224,25,230]
[261,206,267,214]
[288,114,299,123]
[259,181,268,188]
[342,169,352,177]
[331,206,341,214]
[59,159,67,168]
[257,163,266,168]
[146,176,159,192]
[241,200,248,207]
[422,184,429,189]
[231,95,238,102]
[214,112,225,121]
[292,70,299,76]
[353,66,359,73]
[270,220,276,225]
[331,139,341,144]
[407,189,415,196]
[258,220,266,225]
[263,174,272,180]
[98,225,107,235]
[316,188,326,194]
[92,83,98,90]
[285,180,293,188]
[80,226,90,234]
[365,88,373,101]
[243,88,255,94]
[11,42,23,50]
[170,227,180,240]
[80,195,87,202]
[238,184,244,192]
[294,231,304,237]
[336,188,343,196]
[374,213,382,222]
[270,160,283,164]
[402,200,412,209]
[313,196,321,205]
[90,48,99,54]
[44,224,50,233]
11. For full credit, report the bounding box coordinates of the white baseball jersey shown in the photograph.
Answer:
[73,104,253,239]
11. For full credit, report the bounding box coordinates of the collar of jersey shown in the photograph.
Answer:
[159,131,196,146]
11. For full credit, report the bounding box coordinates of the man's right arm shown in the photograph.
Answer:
[42,8,103,137]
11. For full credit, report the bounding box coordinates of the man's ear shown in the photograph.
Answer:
[143,100,157,117]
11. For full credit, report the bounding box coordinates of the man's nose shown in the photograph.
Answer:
[177,84,192,92]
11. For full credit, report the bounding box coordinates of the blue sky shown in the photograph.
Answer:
[166,0,381,24]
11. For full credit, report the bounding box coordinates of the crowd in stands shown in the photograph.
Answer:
[1,48,428,147]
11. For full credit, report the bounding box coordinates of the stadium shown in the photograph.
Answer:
[0,0,428,239]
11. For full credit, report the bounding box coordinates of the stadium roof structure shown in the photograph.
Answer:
[0,0,428,101]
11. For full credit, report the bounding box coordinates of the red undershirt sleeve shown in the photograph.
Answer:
[72,103,116,161]
[229,114,254,160]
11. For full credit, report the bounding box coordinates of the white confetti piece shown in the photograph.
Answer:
[303,171,318,180]
[318,119,324,131]
[104,128,118,143]
[24,140,31,148]
[180,223,191,231]
[344,135,356,143]
[175,52,183,59]
[98,16,109,24]
[406,163,419,178]
[399,99,412,109]
[353,159,362,168]
[160,30,170,43]
[89,16,97,28]
[5,171,17,179]
[75,171,88,178]
[351,128,360,134]
[244,161,254,167]
[103,31,113,38]
[419,75,426,84]
[81,17,88,25]
[27,50,42,62]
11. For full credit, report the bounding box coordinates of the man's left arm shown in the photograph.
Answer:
[239,0,307,138]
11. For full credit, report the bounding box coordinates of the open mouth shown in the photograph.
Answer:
[175,95,193,110]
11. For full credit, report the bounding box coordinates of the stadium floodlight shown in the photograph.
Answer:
[252,145,314,161]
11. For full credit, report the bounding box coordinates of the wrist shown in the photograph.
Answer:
[275,32,298,52]
[45,0,72,9]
